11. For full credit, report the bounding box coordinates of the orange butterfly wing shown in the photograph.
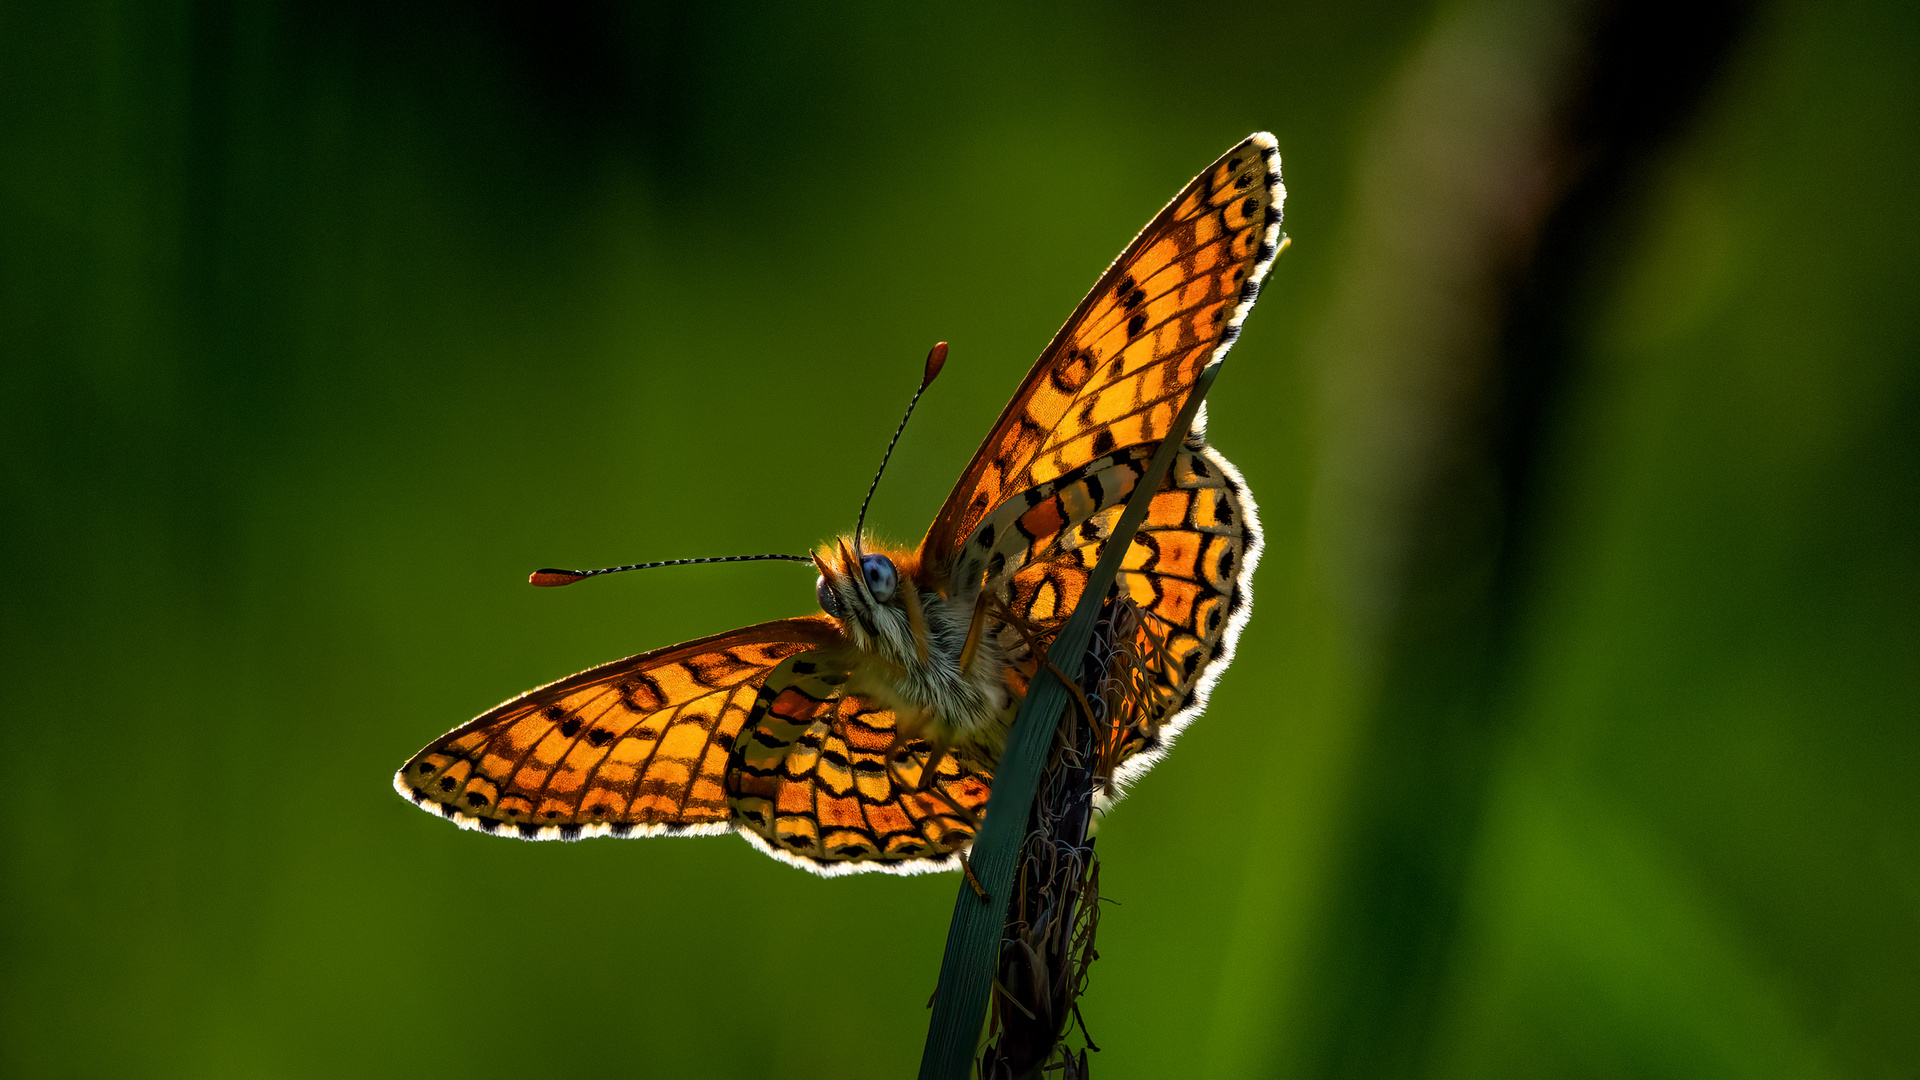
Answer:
[730,659,993,875]
[395,618,841,839]
[920,132,1284,568]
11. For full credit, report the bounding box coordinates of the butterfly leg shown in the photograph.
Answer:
[989,593,1095,729]
[989,593,1053,681]
[882,709,959,797]
[883,733,983,829]
[902,748,984,827]
[959,849,989,900]
[882,712,939,793]
[957,582,994,673]
[914,742,952,793]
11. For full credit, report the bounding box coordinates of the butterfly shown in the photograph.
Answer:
[395,133,1285,875]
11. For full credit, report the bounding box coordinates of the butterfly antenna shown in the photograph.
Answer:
[853,341,948,554]
[530,553,813,587]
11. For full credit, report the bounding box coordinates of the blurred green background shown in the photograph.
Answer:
[3,1,1915,1077]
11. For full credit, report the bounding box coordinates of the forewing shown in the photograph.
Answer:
[395,618,842,840]
[729,658,993,875]
[921,133,1284,566]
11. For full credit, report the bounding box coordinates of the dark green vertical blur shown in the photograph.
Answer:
[2,2,1912,1078]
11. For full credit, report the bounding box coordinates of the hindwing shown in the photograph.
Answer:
[729,656,993,875]
[954,433,1263,790]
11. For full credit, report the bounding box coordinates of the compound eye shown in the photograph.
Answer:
[815,575,846,619]
[860,554,897,602]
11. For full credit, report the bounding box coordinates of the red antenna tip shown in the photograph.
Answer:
[529,569,586,587]
[922,341,948,389]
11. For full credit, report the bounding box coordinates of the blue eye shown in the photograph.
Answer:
[861,554,897,602]
[815,575,845,618]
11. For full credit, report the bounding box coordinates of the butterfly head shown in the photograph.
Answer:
[813,537,933,666]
